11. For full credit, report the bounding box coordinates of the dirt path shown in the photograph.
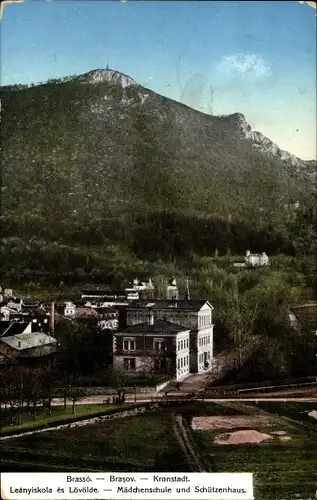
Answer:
[172,414,206,472]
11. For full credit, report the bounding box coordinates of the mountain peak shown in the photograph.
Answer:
[73,68,138,88]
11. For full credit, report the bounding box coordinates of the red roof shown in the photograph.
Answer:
[75,307,100,318]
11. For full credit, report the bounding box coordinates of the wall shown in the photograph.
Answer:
[197,326,214,374]
[113,354,154,373]
[176,331,190,380]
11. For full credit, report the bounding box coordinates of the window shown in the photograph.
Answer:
[123,358,136,370]
[186,338,189,348]
[178,341,180,351]
[180,358,183,368]
[177,359,180,369]
[153,339,163,351]
[123,339,136,351]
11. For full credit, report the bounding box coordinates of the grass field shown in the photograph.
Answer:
[189,402,316,500]
[1,401,316,499]
[1,412,189,472]
[0,404,128,433]
[253,402,317,427]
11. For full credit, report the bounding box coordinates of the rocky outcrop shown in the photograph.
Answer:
[74,69,138,88]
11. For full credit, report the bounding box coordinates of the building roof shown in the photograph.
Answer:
[18,344,58,358]
[75,307,100,318]
[127,299,212,311]
[81,289,126,296]
[22,299,40,306]
[0,321,31,337]
[0,331,57,351]
[290,303,317,330]
[0,321,11,336]
[118,319,189,335]
[95,307,118,315]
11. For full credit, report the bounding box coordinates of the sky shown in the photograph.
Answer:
[1,0,316,159]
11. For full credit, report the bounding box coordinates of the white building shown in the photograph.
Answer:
[64,301,76,318]
[166,277,179,300]
[245,251,269,267]
[125,278,155,300]
[119,299,214,379]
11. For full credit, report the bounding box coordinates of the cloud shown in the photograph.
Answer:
[216,53,273,84]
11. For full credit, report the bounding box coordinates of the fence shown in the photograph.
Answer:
[52,379,170,397]
[218,376,316,391]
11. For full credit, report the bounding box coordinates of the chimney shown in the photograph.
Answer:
[50,302,55,337]
[185,278,190,301]
[148,310,154,326]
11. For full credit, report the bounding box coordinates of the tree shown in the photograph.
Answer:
[106,367,128,403]
[55,317,113,381]
[41,363,56,415]
[222,280,259,372]
[7,370,26,426]
[23,368,43,420]
[0,368,16,426]
[66,386,86,414]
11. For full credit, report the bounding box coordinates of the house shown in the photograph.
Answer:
[113,310,191,380]
[75,307,100,319]
[96,307,119,330]
[0,331,58,365]
[64,301,76,318]
[166,277,179,300]
[0,305,14,321]
[0,318,50,337]
[6,298,23,312]
[245,250,269,267]
[125,278,155,300]
[289,303,317,332]
[0,321,32,337]
[81,289,126,300]
[114,299,214,378]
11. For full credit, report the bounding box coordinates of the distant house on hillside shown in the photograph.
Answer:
[233,251,269,269]
[245,250,269,267]
[81,289,126,300]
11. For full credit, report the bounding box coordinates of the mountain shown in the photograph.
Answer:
[224,112,314,171]
[1,68,316,256]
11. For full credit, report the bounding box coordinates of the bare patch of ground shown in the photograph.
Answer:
[271,430,287,435]
[191,415,270,430]
[214,429,273,444]
[308,410,317,420]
